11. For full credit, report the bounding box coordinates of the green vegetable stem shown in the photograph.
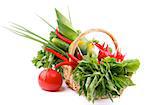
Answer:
[52,38,69,51]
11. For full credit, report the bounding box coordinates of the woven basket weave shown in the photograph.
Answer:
[63,28,122,98]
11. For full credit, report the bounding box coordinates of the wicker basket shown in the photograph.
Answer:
[63,28,121,98]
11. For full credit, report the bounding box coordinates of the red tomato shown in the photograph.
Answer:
[38,68,63,91]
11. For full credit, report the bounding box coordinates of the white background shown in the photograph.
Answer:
[0,0,149,105]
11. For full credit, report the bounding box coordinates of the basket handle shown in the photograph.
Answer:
[69,28,119,55]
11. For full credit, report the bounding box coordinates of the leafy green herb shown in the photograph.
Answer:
[73,56,140,102]
[32,49,54,68]
[32,48,64,76]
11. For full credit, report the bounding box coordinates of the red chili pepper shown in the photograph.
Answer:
[54,61,73,68]
[98,60,100,64]
[70,61,78,68]
[55,29,72,44]
[67,53,80,63]
[94,43,104,50]
[94,43,108,60]
[102,42,105,48]
[106,45,109,52]
[45,48,68,61]
[114,50,125,62]
[54,61,77,69]
[98,50,109,60]
[94,42,125,62]
[77,52,83,60]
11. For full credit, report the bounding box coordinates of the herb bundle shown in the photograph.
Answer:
[73,56,140,102]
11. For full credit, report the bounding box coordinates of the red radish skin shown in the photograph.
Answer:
[38,69,63,92]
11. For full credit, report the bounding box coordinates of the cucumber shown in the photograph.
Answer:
[51,38,69,51]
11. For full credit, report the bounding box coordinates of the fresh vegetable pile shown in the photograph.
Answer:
[7,8,140,102]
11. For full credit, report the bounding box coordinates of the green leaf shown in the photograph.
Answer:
[106,80,120,95]
[95,74,104,87]
[36,61,43,68]
[102,57,116,63]
[47,41,68,57]
[57,20,78,40]
[87,76,98,101]
[78,80,83,95]
[113,76,135,88]
[85,77,92,91]
[123,59,140,73]
[55,8,73,29]
[83,78,88,96]
[107,92,113,102]
[49,31,57,41]
[111,63,125,75]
